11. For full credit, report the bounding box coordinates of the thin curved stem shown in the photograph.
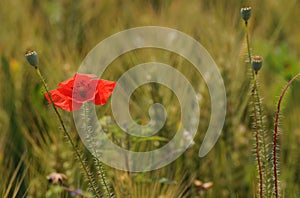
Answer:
[273,73,300,198]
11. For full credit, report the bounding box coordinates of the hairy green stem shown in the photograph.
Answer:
[35,68,100,198]
[245,21,265,198]
[95,158,113,198]
[251,75,263,198]
[254,84,272,197]
[273,73,300,198]
[83,103,113,198]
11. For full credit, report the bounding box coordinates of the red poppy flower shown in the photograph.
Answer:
[45,73,116,111]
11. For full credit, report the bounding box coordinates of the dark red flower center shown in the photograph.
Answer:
[72,79,97,102]
[78,86,86,98]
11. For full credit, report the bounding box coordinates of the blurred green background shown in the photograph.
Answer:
[1,0,300,197]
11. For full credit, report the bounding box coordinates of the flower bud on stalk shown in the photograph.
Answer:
[251,55,263,74]
[25,50,38,68]
[241,7,252,25]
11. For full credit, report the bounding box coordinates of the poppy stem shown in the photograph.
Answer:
[245,23,252,65]
[82,103,113,198]
[244,21,264,198]
[273,73,300,198]
[251,75,263,198]
[35,68,101,198]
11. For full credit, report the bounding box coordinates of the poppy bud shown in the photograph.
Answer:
[25,50,38,67]
[240,7,252,23]
[251,55,263,74]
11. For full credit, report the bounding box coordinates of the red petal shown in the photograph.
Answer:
[45,89,82,111]
[77,73,97,79]
[73,73,97,84]
[57,73,96,88]
[94,80,116,105]
[57,76,74,88]
[45,73,112,111]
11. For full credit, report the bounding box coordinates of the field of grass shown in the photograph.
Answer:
[1,0,300,197]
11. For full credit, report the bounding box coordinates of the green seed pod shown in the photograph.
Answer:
[25,50,38,67]
[251,56,263,74]
[240,7,252,23]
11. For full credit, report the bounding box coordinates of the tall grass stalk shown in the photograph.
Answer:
[2,154,28,198]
